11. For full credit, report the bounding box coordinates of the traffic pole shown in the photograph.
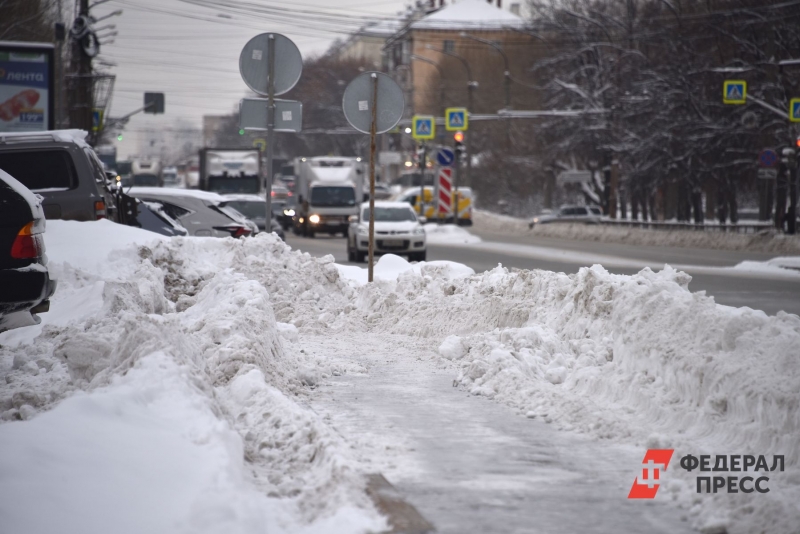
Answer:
[368,73,378,283]
[264,35,275,229]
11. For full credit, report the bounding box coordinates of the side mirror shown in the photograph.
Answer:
[418,216,427,224]
[348,215,359,223]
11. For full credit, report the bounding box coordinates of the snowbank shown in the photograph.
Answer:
[0,220,385,534]
[732,256,800,277]
[359,264,800,533]
[336,254,475,286]
[3,218,799,534]
[423,223,482,244]
[474,210,800,254]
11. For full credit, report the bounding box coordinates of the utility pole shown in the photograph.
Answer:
[68,0,94,132]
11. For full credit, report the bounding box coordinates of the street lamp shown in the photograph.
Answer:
[425,44,476,187]
[460,32,511,110]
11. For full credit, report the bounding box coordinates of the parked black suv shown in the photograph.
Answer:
[0,169,57,332]
[0,130,115,221]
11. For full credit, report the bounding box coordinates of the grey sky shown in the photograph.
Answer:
[92,0,411,158]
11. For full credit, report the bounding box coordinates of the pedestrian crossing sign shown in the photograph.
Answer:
[445,107,468,131]
[412,115,435,140]
[790,98,800,123]
[723,80,747,105]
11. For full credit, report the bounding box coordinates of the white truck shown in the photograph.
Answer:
[199,148,261,195]
[293,156,365,237]
[130,158,162,187]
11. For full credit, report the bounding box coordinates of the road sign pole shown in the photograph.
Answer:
[265,35,275,227]
[418,142,427,216]
[368,73,378,283]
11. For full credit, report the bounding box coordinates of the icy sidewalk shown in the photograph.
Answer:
[305,332,693,534]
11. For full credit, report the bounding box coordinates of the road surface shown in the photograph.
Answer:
[284,232,800,316]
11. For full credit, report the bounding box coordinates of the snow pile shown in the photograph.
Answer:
[336,254,475,286]
[350,264,800,534]
[423,223,482,244]
[4,217,799,534]
[0,220,385,534]
[473,209,800,254]
[732,256,800,277]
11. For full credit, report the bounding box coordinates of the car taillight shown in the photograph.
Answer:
[95,200,106,220]
[214,225,251,238]
[11,221,44,259]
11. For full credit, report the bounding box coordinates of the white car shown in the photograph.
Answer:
[347,201,427,262]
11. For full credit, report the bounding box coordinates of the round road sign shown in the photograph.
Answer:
[436,147,455,166]
[758,149,778,168]
[342,72,404,135]
[239,33,302,96]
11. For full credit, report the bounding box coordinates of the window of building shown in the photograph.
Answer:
[443,40,454,53]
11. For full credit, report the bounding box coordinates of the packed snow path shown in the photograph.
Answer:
[305,332,693,534]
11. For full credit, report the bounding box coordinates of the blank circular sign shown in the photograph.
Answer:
[342,72,404,134]
[239,33,302,96]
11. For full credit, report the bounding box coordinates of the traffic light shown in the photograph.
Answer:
[454,131,465,159]
[238,129,245,135]
[796,136,800,149]
[117,134,123,141]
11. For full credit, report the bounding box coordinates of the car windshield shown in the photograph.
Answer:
[0,148,77,191]
[222,200,265,219]
[362,207,416,222]
[310,186,355,207]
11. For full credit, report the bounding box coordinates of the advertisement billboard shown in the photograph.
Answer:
[0,41,55,133]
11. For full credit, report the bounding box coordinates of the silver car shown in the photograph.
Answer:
[127,187,254,238]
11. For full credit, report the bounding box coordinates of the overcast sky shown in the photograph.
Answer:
[90,0,413,158]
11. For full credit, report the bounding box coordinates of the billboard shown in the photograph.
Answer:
[0,42,55,132]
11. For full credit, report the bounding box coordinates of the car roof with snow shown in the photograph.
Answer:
[0,129,92,150]
[222,194,265,202]
[128,187,228,203]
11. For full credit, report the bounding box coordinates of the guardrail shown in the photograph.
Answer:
[596,219,773,235]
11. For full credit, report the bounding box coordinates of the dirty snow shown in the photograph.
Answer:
[1,218,799,534]
[474,209,800,254]
[424,223,482,244]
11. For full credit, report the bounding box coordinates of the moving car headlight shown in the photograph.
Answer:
[284,209,295,217]
[357,225,368,235]
[413,227,425,235]
[309,214,321,224]
[532,217,540,224]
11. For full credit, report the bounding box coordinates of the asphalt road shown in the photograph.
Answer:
[284,232,800,317]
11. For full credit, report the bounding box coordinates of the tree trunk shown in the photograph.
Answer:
[692,188,704,223]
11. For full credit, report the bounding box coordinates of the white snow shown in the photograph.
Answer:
[411,0,525,30]
[731,256,800,277]
[1,217,799,534]
[336,253,475,286]
[423,223,482,244]
[0,220,386,534]
[474,209,800,254]
[1,168,43,217]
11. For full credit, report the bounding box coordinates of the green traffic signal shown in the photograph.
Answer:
[117,134,123,141]
[239,129,245,135]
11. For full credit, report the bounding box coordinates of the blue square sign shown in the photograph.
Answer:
[723,80,746,105]
[445,107,468,131]
[790,98,800,123]
[412,115,435,140]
